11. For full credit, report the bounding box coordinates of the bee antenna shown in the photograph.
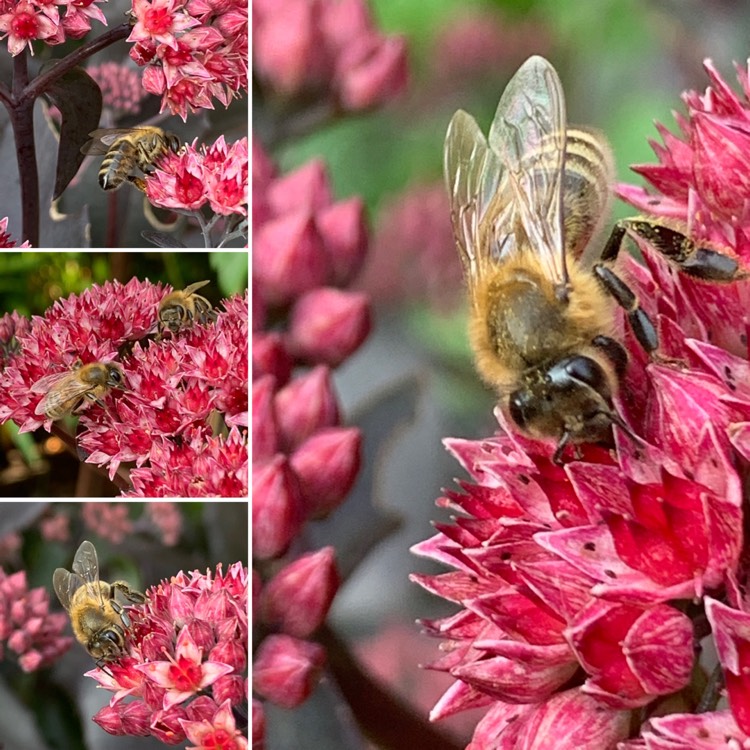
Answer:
[606,410,643,448]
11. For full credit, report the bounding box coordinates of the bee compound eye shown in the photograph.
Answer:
[508,389,534,430]
[561,356,608,393]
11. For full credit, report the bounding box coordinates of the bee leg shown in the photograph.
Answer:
[127,175,147,192]
[111,580,146,604]
[592,263,659,354]
[603,219,745,282]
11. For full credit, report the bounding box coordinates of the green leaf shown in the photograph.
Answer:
[39,64,102,200]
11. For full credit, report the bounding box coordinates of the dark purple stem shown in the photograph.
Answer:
[22,24,131,103]
[10,53,38,246]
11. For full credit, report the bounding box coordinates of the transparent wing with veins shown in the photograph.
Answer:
[488,55,569,297]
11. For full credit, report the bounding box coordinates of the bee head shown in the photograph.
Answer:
[88,627,125,660]
[105,364,125,389]
[509,354,620,460]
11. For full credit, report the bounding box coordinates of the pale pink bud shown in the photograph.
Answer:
[274,365,340,450]
[321,0,372,52]
[260,547,340,637]
[93,702,153,736]
[252,699,265,750]
[253,212,331,306]
[691,112,750,220]
[253,0,329,96]
[252,332,293,386]
[338,35,408,111]
[290,427,361,516]
[286,288,371,366]
[316,197,368,285]
[267,160,332,217]
[252,376,278,463]
[252,634,326,709]
[252,456,305,559]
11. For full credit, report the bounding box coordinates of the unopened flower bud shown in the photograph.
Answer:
[252,376,278,462]
[338,35,408,111]
[253,137,276,191]
[93,702,153,736]
[267,160,332,217]
[261,547,340,637]
[252,277,265,332]
[253,212,331,306]
[316,197,368,285]
[252,456,304,559]
[254,0,329,96]
[274,365,340,450]
[252,634,326,709]
[290,427,361,516]
[286,288,370,366]
[252,332,292,385]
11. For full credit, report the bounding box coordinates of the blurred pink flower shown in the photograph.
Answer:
[82,502,132,544]
[39,511,70,543]
[360,182,462,311]
[146,502,182,545]
[0,568,72,671]
[87,62,148,117]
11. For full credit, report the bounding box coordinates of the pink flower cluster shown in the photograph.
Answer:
[0,0,106,56]
[412,61,750,748]
[252,144,371,737]
[0,217,29,249]
[0,568,72,672]
[91,562,247,748]
[145,135,247,218]
[253,0,407,112]
[0,277,248,498]
[87,61,149,118]
[128,0,247,121]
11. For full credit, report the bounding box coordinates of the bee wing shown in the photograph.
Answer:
[53,567,85,611]
[487,55,569,291]
[30,370,68,394]
[81,128,144,155]
[33,374,92,416]
[71,540,106,607]
[444,110,513,302]
[182,280,211,296]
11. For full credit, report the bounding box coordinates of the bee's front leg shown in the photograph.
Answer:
[127,175,148,192]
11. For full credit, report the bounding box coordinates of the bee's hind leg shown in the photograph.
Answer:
[602,218,745,282]
[592,262,659,354]
[127,175,147,192]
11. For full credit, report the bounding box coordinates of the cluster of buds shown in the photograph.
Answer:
[87,62,149,119]
[0,0,107,56]
[128,0,248,121]
[251,144,370,730]
[0,568,72,672]
[91,562,247,747]
[412,60,750,748]
[253,0,407,113]
[0,278,248,498]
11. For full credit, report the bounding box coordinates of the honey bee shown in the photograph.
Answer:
[445,55,663,463]
[53,540,145,666]
[158,280,217,336]
[31,361,125,421]
[81,126,181,192]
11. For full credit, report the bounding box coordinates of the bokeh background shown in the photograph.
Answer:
[0,251,248,497]
[257,1,750,747]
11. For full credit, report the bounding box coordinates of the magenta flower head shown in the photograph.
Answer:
[412,58,750,748]
[0,277,248,497]
[88,561,247,746]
